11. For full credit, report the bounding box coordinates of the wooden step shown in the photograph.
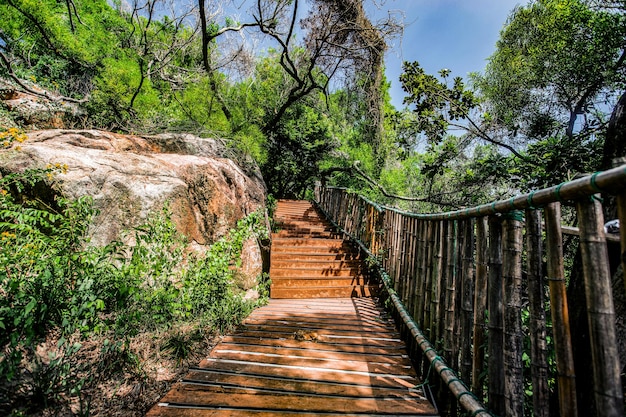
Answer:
[271,278,373,288]
[270,286,379,299]
[270,259,363,269]
[271,252,360,262]
[269,200,372,299]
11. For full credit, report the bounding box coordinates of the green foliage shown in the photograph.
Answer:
[183,211,268,321]
[0,168,269,413]
[161,329,202,366]
[261,102,336,198]
[400,62,478,144]
[479,0,626,140]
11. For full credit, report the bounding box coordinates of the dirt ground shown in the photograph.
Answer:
[2,326,220,417]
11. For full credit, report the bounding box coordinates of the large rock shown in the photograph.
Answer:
[0,129,268,286]
[0,79,82,129]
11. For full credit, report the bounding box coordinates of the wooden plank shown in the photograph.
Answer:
[196,356,417,389]
[237,323,400,338]
[269,286,379,299]
[155,388,437,415]
[243,316,394,331]
[221,330,405,347]
[219,336,407,355]
[149,405,438,417]
[207,349,414,375]
[211,342,409,363]
[182,370,423,398]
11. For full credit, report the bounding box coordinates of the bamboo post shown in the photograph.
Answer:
[460,219,475,384]
[453,220,463,372]
[544,202,578,417]
[502,214,524,417]
[487,216,505,416]
[416,220,429,326]
[413,219,427,377]
[390,211,399,290]
[406,217,419,314]
[443,220,457,363]
[422,221,435,337]
[525,209,549,417]
[414,219,427,323]
[374,208,385,263]
[402,215,413,305]
[382,208,391,275]
[575,197,624,417]
[440,220,456,415]
[394,212,402,291]
[398,215,406,302]
[431,221,444,345]
[472,217,488,399]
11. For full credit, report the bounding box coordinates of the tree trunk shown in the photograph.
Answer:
[600,90,626,175]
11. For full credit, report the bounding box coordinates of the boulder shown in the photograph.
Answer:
[0,129,268,286]
[0,79,83,129]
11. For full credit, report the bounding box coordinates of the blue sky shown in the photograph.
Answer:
[368,0,526,108]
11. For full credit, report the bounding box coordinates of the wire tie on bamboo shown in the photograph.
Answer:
[590,171,603,193]
[555,182,565,202]
[491,202,497,214]
[445,377,462,386]
[418,340,431,351]
[509,197,516,210]
[437,366,454,376]
[456,390,479,401]
[501,210,524,222]
[423,347,437,356]
[527,191,538,209]
[470,408,491,417]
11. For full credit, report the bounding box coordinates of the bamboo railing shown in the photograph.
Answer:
[315,165,626,417]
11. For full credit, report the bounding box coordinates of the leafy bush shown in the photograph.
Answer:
[0,167,269,414]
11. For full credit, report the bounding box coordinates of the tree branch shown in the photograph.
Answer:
[319,161,461,208]
[0,50,87,104]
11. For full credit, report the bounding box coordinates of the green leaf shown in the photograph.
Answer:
[24,298,36,316]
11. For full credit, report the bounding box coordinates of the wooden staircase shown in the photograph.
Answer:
[270,200,378,299]
[146,200,439,416]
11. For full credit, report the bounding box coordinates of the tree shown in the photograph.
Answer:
[479,0,626,144]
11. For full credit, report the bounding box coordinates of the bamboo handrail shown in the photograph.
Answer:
[314,164,626,417]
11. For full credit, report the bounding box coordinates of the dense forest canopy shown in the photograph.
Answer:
[0,0,625,205]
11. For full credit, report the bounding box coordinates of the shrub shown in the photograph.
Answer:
[0,166,269,414]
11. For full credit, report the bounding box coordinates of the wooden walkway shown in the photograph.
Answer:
[147,298,438,416]
[147,200,438,416]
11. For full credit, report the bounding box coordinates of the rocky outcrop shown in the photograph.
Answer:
[0,80,83,129]
[0,129,267,285]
